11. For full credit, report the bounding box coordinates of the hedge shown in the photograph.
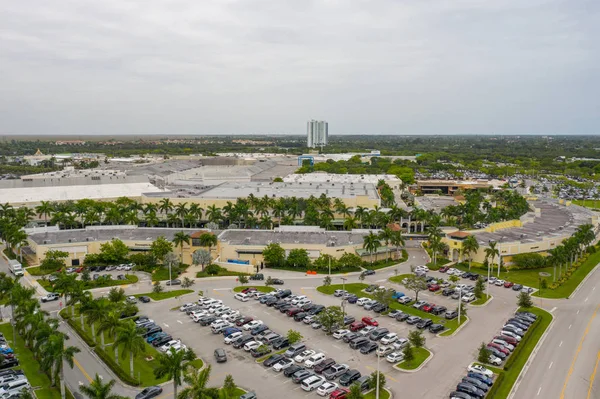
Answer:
[503,318,540,371]
[66,317,97,348]
[487,372,505,398]
[94,346,141,386]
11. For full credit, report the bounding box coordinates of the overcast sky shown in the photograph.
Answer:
[0,0,598,135]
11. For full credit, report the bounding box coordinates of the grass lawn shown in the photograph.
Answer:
[0,323,66,399]
[573,199,600,210]
[256,348,287,363]
[472,293,491,305]
[489,307,552,399]
[196,270,248,278]
[395,347,431,370]
[265,265,362,274]
[219,387,247,399]
[426,258,451,270]
[134,289,194,301]
[364,389,391,399]
[233,286,275,293]
[40,275,138,292]
[439,316,468,336]
[454,251,600,298]
[364,250,409,270]
[27,266,57,276]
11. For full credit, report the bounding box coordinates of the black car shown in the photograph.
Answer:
[263,354,284,367]
[347,295,358,304]
[314,358,336,374]
[512,284,523,291]
[166,279,182,286]
[417,319,433,330]
[363,269,376,276]
[294,312,307,322]
[250,273,264,280]
[350,337,370,349]
[429,324,445,333]
[442,288,455,296]
[372,304,389,313]
[273,301,287,309]
[0,358,19,370]
[279,304,293,313]
[251,325,269,336]
[359,342,378,354]
[135,386,163,399]
[272,279,285,285]
[448,391,473,399]
[233,335,255,349]
[284,365,303,377]
[138,296,151,303]
[214,348,227,363]
[259,295,274,304]
[469,274,480,281]
[431,305,447,315]
[200,316,217,326]
[365,285,378,293]
[457,382,485,399]
[309,305,325,315]
[251,346,271,358]
[342,332,359,343]
[302,303,316,312]
[116,274,127,280]
[272,337,290,350]
[395,313,409,322]
[152,336,173,347]
[275,289,292,299]
[343,315,356,325]
[339,369,361,386]
[369,328,389,341]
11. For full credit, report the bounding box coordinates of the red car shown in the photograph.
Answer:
[349,321,366,332]
[361,317,379,327]
[235,316,253,326]
[241,287,257,294]
[504,281,514,288]
[329,388,350,399]
[287,308,301,317]
[488,343,510,355]
[75,267,84,273]
[422,304,435,313]
[428,284,440,292]
[495,335,518,346]
[439,266,450,273]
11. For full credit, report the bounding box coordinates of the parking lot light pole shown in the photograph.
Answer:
[341,277,347,317]
[538,272,550,308]
[376,352,381,399]
[458,288,462,324]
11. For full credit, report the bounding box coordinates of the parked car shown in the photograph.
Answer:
[135,386,163,399]
[397,296,412,304]
[166,279,181,286]
[380,333,398,345]
[369,328,389,341]
[386,352,404,363]
[359,342,378,354]
[361,317,379,326]
[317,381,339,397]
[406,316,422,325]
[314,358,336,374]
[445,310,458,320]
[416,319,433,330]
[339,369,361,386]
[429,324,445,333]
[214,348,227,363]
[323,363,349,380]
[467,363,494,378]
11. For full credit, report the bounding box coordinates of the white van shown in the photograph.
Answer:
[8,260,24,277]
[234,293,249,302]
[0,379,31,396]
[301,375,325,391]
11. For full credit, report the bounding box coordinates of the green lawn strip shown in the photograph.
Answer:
[256,348,287,363]
[232,286,275,293]
[485,307,552,399]
[0,323,65,399]
[572,199,600,210]
[218,387,247,399]
[472,294,491,305]
[426,258,451,271]
[265,265,362,274]
[364,389,391,399]
[27,266,54,276]
[364,250,409,270]
[395,347,430,370]
[133,289,194,301]
[40,275,138,292]
[196,270,250,278]
[453,251,600,299]
[439,317,468,337]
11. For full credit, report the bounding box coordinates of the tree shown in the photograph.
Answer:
[456,301,468,322]
[314,254,336,272]
[154,348,197,399]
[153,281,164,294]
[197,233,218,250]
[36,201,54,226]
[462,235,480,270]
[107,287,126,304]
[222,375,237,399]
[262,243,285,268]
[181,277,195,288]
[517,291,533,308]
[150,236,173,264]
[192,249,211,271]
[97,311,123,354]
[369,370,386,395]
[114,321,146,378]
[40,250,69,273]
[363,231,382,264]
[238,275,249,286]
[402,275,428,302]
[347,383,364,399]
[286,248,310,269]
[98,239,130,264]
[79,374,128,399]
[373,288,393,309]
[408,330,425,348]
[390,230,406,260]
[485,241,500,277]
[474,278,485,299]
[402,342,414,362]
[205,264,221,276]
[448,274,460,286]
[323,276,332,286]
[265,276,274,287]
[317,306,345,334]
[173,232,191,263]
[338,253,363,270]
[287,329,303,345]
[41,333,80,399]
[477,342,492,364]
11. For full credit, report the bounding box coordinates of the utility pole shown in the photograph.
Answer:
[376,351,381,399]
[341,277,347,318]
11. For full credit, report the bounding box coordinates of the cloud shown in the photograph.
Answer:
[0,0,598,135]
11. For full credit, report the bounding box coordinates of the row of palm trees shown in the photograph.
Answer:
[361,227,406,264]
[546,224,596,282]
[0,204,34,260]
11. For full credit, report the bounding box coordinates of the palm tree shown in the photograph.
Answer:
[485,241,500,277]
[362,231,381,265]
[79,374,128,399]
[462,235,480,270]
[178,365,220,399]
[41,333,80,399]
[53,273,79,310]
[198,232,218,252]
[174,203,189,227]
[84,298,113,343]
[154,348,197,399]
[36,201,54,226]
[173,231,191,263]
[97,311,123,355]
[205,205,222,227]
[159,198,173,216]
[343,215,359,231]
[390,230,405,261]
[114,321,146,378]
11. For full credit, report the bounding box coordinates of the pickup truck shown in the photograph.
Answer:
[40,293,60,303]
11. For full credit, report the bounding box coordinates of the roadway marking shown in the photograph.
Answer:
[560,304,600,399]
[163,323,169,328]
[559,341,563,347]
[585,297,589,303]
[594,287,596,291]
[537,386,541,395]
[550,307,557,313]
[375,279,386,283]
[569,324,572,330]
[549,361,553,369]
[213,288,230,291]
[587,351,600,399]
[578,310,581,314]
[73,358,93,382]
[177,320,183,324]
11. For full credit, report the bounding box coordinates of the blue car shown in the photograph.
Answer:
[347,295,358,304]
[222,327,241,337]
[147,332,168,343]
[392,291,405,299]
[0,347,13,355]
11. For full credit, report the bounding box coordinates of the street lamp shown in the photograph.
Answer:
[376,351,381,399]
[340,277,347,318]
[538,272,550,308]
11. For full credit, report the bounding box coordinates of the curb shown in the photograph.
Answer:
[393,348,433,373]
[568,262,600,299]
[437,317,470,338]
[470,295,494,307]
[507,310,556,399]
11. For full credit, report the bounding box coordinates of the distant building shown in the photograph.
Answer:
[307,120,328,148]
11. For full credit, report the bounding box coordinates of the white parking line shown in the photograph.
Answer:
[163,323,169,328]
[213,288,230,291]
[549,361,553,369]
[301,287,316,290]
[569,324,572,329]
[177,320,183,324]
[577,310,580,314]
[559,341,563,347]
[537,386,542,395]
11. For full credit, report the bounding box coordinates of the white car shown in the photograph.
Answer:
[301,375,325,392]
[224,332,243,344]
[243,340,263,352]
[332,329,350,339]
[254,292,268,300]
[222,311,240,321]
[303,315,316,324]
[191,313,207,322]
[189,310,207,319]
[462,293,476,303]
[356,298,371,306]
[415,265,429,272]
[179,303,196,312]
[304,353,326,368]
[243,320,263,331]
[397,296,412,304]
[359,326,376,336]
[376,345,394,357]
[492,339,514,351]
[488,355,502,366]
[272,358,294,372]
[291,295,307,305]
[488,277,498,284]
[234,293,249,302]
[294,349,316,363]
[214,307,232,317]
[297,299,312,307]
[317,381,338,396]
[210,319,225,327]
[380,333,398,345]
[392,338,409,350]
[159,340,181,352]
[386,352,404,363]
[468,363,494,378]
[495,279,505,286]
[166,343,187,354]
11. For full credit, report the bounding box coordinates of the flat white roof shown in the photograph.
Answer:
[283,173,401,184]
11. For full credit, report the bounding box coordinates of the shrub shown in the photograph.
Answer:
[65,318,96,348]
[205,264,221,275]
[511,253,547,269]
[94,346,140,386]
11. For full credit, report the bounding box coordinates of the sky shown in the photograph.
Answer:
[0,0,598,136]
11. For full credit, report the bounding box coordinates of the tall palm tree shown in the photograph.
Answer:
[41,333,80,399]
[159,198,173,216]
[84,298,113,344]
[114,321,146,378]
[35,201,55,226]
[462,235,480,270]
[205,205,222,227]
[362,231,381,265]
[485,241,500,277]
[53,273,79,310]
[173,231,191,263]
[79,374,128,399]
[174,203,189,228]
[198,233,218,252]
[178,365,220,399]
[343,215,359,231]
[154,348,197,399]
[390,230,405,261]
[97,311,123,356]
